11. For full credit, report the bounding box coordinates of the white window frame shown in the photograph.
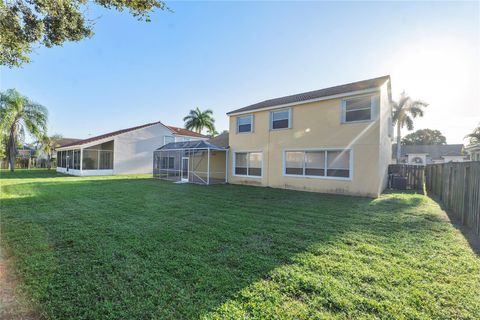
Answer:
[283,148,353,181]
[270,108,292,130]
[236,115,254,134]
[341,94,378,124]
[233,151,263,178]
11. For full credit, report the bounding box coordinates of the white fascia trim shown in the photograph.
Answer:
[227,88,382,116]
[56,137,115,151]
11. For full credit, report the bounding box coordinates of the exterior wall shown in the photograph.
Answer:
[113,123,177,175]
[189,150,227,182]
[228,85,391,197]
[442,155,466,163]
[377,82,393,194]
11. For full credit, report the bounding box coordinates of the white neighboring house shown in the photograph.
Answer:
[466,144,480,161]
[56,121,207,176]
[391,144,467,165]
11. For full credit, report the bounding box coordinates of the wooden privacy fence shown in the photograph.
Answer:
[425,162,480,236]
[388,164,425,190]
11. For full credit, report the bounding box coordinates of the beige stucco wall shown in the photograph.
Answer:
[228,84,392,197]
[188,150,227,182]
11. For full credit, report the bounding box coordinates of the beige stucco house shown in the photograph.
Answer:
[226,76,393,197]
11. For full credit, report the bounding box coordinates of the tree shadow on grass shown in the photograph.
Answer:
[1,177,476,319]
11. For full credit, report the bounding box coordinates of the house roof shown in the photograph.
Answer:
[165,126,208,138]
[392,144,465,160]
[208,132,229,148]
[156,140,226,151]
[57,138,81,147]
[59,121,207,148]
[227,75,390,115]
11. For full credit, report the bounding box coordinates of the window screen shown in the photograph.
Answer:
[305,151,325,176]
[327,151,350,177]
[271,109,290,129]
[237,116,252,133]
[344,96,373,122]
[235,152,262,176]
[285,151,303,175]
[285,149,350,178]
[235,152,247,175]
[248,152,262,176]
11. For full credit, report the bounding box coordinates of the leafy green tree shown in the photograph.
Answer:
[401,129,446,145]
[465,125,480,145]
[37,134,63,169]
[183,107,215,134]
[392,92,428,164]
[0,0,167,67]
[0,89,48,171]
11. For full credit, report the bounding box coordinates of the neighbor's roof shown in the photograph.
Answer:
[156,140,226,151]
[165,125,208,138]
[227,75,390,115]
[392,144,465,160]
[60,121,207,148]
[208,131,229,148]
[57,138,81,147]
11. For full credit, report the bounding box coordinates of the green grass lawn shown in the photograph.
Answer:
[1,170,479,319]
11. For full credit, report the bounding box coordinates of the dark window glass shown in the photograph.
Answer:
[271,110,290,129]
[238,124,251,133]
[272,119,289,129]
[248,168,261,176]
[345,109,371,122]
[235,167,247,175]
[327,169,350,177]
[286,168,303,175]
[305,168,325,176]
[237,116,252,133]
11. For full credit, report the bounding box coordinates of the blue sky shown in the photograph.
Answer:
[1,1,479,143]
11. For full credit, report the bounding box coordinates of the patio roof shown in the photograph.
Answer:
[156,140,226,151]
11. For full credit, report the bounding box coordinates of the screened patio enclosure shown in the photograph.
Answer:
[56,140,114,176]
[153,140,227,185]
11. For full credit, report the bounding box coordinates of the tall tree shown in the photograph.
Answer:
[0,1,167,68]
[183,108,215,134]
[38,134,63,169]
[392,92,428,164]
[0,89,48,172]
[402,129,446,145]
[465,126,480,146]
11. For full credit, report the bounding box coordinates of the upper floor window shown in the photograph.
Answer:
[270,108,291,130]
[237,115,253,133]
[342,95,378,123]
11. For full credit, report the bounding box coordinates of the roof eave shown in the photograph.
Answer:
[226,87,383,116]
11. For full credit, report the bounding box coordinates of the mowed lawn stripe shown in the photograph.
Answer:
[1,170,479,319]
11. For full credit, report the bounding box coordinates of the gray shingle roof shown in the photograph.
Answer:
[227,75,390,115]
[392,144,465,160]
[208,132,229,148]
[156,140,226,151]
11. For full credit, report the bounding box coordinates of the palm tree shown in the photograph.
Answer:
[0,89,48,172]
[183,107,215,134]
[38,134,63,169]
[464,125,480,145]
[392,91,428,164]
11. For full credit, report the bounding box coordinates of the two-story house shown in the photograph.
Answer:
[226,76,393,197]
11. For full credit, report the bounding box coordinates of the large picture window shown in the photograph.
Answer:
[270,108,291,130]
[236,115,253,133]
[342,95,377,123]
[284,149,351,179]
[234,152,262,177]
